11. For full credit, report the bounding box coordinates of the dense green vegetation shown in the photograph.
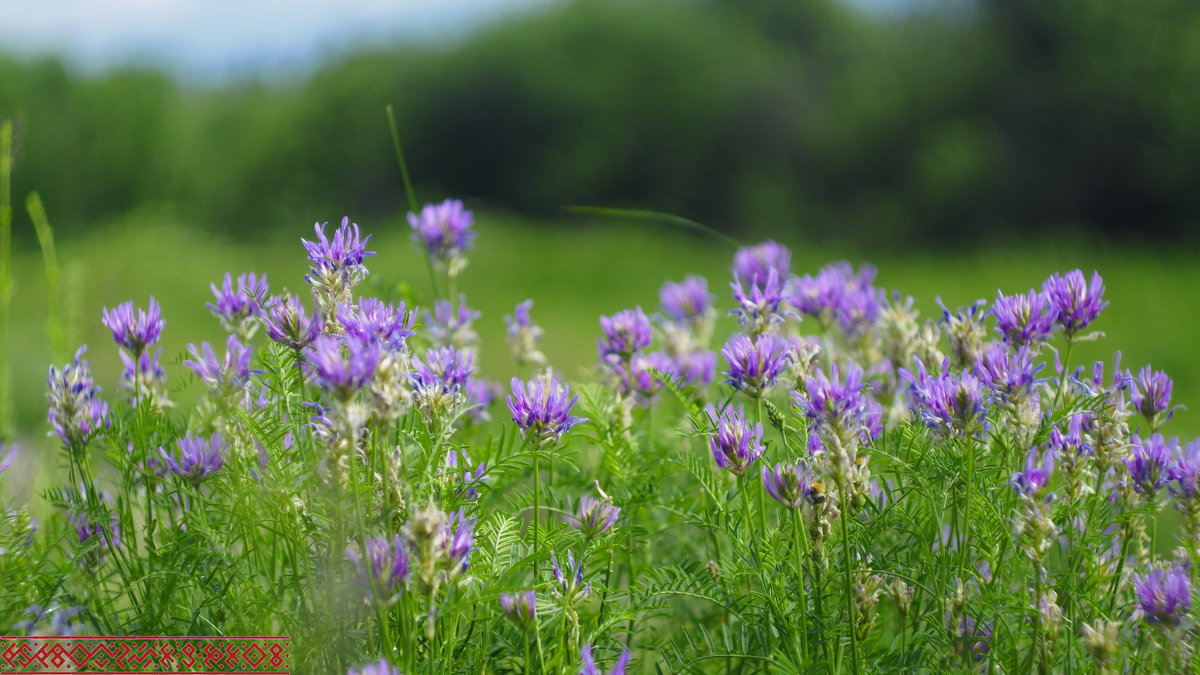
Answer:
[2,0,1200,246]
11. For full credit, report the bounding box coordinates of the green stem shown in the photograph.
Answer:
[838,499,860,675]
[791,508,810,663]
[533,443,541,579]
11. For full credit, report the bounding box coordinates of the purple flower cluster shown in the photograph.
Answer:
[427,294,480,348]
[207,272,269,334]
[721,334,792,398]
[499,590,537,631]
[0,443,16,474]
[338,297,416,352]
[794,361,882,444]
[580,643,632,675]
[567,493,620,539]
[762,461,814,510]
[305,335,381,399]
[659,275,715,324]
[1168,439,1200,500]
[412,346,476,396]
[407,199,476,273]
[1129,365,1175,427]
[900,358,987,437]
[1042,269,1107,336]
[260,294,323,349]
[789,261,883,335]
[1132,561,1191,627]
[551,550,590,598]
[732,240,790,287]
[598,307,653,361]
[991,288,1056,346]
[46,347,110,449]
[302,217,375,278]
[975,344,1042,405]
[707,406,764,477]
[101,297,164,356]
[507,377,587,447]
[1011,448,1056,498]
[346,534,410,603]
[730,269,791,335]
[185,335,262,396]
[160,431,228,485]
[346,660,400,675]
[1126,433,1175,497]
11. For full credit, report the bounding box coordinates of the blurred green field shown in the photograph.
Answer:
[4,209,1198,495]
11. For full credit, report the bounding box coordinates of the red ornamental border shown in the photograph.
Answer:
[0,637,290,674]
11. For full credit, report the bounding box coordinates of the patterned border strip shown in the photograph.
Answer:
[0,637,290,674]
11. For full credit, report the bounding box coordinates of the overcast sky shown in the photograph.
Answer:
[0,0,556,81]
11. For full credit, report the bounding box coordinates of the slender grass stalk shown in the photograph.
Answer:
[25,192,64,361]
[0,120,13,439]
[385,104,440,302]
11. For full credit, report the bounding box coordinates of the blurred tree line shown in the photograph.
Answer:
[1,0,1199,246]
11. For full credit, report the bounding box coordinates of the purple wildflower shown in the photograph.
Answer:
[721,333,792,398]
[117,346,168,406]
[507,377,587,447]
[207,272,269,334]
[505,299,547,367]
[500,590,537,631]
[302,217,374,277]
[551,550,590,598]
[789,261,881,335]
[444,449,487,499]
[426,294,480,348]
[580,644,632,675]
[65,483,121,555]
[1011,447,1055,498]
[794,361,882,443]
[1168,439,1200,500]
[1126,433,1176,497]
[660,276,715,323]
[0,443,16,474]
[346,659,400,675]
[597,307,653,361]
[463,377,499,424]
[101,297,164,356]
[762,461,814,510]
[412,346,476,395]
[346,535,410,603]
[444,509,476,574]
[732,240,790,287]
[407,199,476,273]
[1047,415,1091,458]
[621,351,677,398]
[184,335,261,395]
[46,346,110,449]
[1042,270,1107,336]
[305,335,380,398]
[900,358,987,436]
[567,494,620,539]
[730,269,791,334]
[338,297,416,352]
[673,350,717,388]
[1132,561,1191,627]
[991,288,1057,346]
[706,405,764,477]
[975,344,1042,403]
[159,431,228,485]
[260,294,323,349]
[1129,365,1176,427]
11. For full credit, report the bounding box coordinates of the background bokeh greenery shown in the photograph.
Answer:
[2,0,1199,488]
